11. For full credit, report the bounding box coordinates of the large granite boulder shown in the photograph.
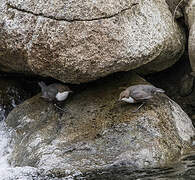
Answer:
[0,0,185,83]
[5,72,195,178]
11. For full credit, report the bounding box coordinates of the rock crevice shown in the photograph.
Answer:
[7,2,139,22]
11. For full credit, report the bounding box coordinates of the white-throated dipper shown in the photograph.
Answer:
[118,84,165,112]
[39,81,72,101]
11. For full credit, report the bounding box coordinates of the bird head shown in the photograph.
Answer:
[118,90,130,101]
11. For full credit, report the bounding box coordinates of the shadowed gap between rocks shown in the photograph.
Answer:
[0,49,194,125]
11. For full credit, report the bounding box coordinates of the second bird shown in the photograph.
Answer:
[118,84,165,112]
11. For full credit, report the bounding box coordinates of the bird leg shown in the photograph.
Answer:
[53,103,68,112]
[131,102,146,113]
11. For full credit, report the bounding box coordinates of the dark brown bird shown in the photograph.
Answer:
[38,81,72,102]
[38,81,73,112]
[119,84,165,112]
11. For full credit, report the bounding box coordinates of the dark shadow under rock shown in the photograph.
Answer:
[0,74,39,119]
[146,53,195,126]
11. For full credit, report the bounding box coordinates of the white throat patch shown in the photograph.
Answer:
[121,97,135,103]
[56,92,70,101]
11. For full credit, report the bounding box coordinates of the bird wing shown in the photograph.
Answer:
[38,81,47,91]
[131,90,153,101]
[47,88,58,100]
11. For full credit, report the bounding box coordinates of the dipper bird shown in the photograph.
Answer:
[118,84,165,112]
[38,81,72,111]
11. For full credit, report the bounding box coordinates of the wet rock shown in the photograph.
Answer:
[0,0,185,83]
[6,72,195,178]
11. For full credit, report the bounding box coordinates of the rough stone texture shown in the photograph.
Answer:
[136,0,188,75]
[184,0,195,75]
[5,72,195,178]
[165,0,187,19]
[0,0,185,83]
[185,0,195,27]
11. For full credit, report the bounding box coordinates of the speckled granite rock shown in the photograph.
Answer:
[5,72,195,178]
[0,0,185,83]
[185,0,195,75]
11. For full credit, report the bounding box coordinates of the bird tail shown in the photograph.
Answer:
[38,81,47,91]
[154,88,165,94]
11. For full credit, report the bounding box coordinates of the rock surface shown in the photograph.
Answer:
[0,0,185,83]
[185,0,195,75]
[6,72,195,178]
[165,0,187,19]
